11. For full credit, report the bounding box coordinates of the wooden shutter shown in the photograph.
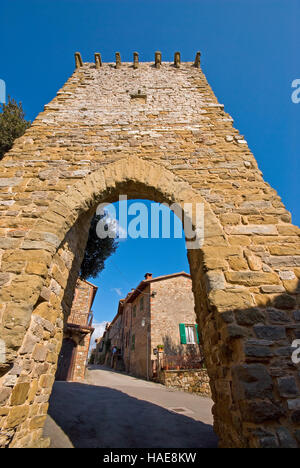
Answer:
[179,323,187,344]
[195,324,200,344]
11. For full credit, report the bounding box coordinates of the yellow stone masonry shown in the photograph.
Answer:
[0,55,299,448]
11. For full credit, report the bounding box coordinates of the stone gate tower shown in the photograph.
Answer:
[0,51,299,448]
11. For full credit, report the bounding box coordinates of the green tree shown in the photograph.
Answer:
[0,96,31,160]
[80,213,118,280]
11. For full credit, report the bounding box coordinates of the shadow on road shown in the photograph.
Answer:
[46,381,218,448]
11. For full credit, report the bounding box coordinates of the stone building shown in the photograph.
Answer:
[0,52,299,448]
[94,322,111,365]
[55,278,96,382]
[107,272,202,379]
[105,301,125,370]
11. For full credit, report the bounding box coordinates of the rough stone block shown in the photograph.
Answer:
[232,364,273,401]
[276,427,298,448]
[0,387,11,406]
[277,376,299,398]
[10,382,30,406]
[5,405,29,428]
[273,294,297,310]
[254,325,286,341]
[267,308,291,323]
[235,308,265,326]
[225,271,280,286]
[240,400,285,423]
[205,271,225,291]
[226,225,278,236]
[209,289,254,312]
[29,415,47,430]
[32,344,48,362]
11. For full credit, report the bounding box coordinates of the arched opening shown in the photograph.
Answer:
[0,158,226,447]
[1,157,299,449]
[47,195,216,448]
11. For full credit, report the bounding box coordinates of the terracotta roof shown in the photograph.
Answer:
[125,271,191,304]
[145,271,191,283]
[109,272,191,324]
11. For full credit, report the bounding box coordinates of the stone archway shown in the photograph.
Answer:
[0,57,299,448]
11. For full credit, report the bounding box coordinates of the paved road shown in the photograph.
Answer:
[44,365,218,448]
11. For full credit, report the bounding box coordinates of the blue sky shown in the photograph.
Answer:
[91,200,189,335]
[1,0,299,331]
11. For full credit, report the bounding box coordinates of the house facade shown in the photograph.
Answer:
[96,272,202,380]
[55,278,96,382]
[94,322,111,365]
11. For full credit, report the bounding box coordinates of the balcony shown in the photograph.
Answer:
[67,311,94,332]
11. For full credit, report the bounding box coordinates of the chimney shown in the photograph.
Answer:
[144,273,152,280]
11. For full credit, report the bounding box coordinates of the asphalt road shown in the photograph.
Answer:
[44,365,218,448]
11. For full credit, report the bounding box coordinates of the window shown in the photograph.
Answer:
[140,297,144,312]
[179,323,199,345]
[133,305,137,318]
[131,334,135,350]
[185,326,196,344]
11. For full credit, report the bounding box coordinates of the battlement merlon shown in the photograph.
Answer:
[74,51,201,69]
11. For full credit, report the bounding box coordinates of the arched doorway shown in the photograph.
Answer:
[55,338,76,382]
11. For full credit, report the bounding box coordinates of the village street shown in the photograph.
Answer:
[43,365,218,448]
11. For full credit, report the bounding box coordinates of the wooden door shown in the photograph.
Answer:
[55,338,76,381]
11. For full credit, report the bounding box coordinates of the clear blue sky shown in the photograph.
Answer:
[1,0,299,327]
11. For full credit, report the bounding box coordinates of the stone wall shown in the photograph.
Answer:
[123,285,150,378]
[0,54,299,448]
[159,368,211,397]
[58,278,95,382]
[68,279,96,327]
[70,332,91,382]
[0,209,91,447]
[150,275,201,365]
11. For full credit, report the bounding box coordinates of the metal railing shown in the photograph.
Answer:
[161,354,205,370]
[68,311,93,328]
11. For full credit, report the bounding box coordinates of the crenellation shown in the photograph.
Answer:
[155,51,162,68]
[194,51,201,68]
[133,51,139,69]
[174,51,181,68]
[94,52,102,69]
[115,52,121,69]
[74,52,83,69]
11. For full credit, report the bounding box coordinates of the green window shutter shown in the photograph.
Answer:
[131,334,135,350]
[195,324,200,344]
[179,323,187,344]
